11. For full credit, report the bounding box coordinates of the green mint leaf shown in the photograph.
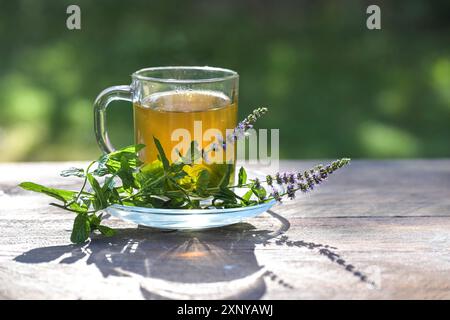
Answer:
[101,144,145,174]
[117,155,137,190]
[196,170,210,197]
[153,137,170,171]
[238,167,247,187]
[91,154,110,177]
[164,196,188,209]
[171,168,188,180]
[140,159,165,176]
[101,175,116,193]
[88,213,101,227]
[97,225,116,237]
[213,187,238,204]
[108,188,123,205]
[219,164,233,188]
[70,213,90,244]
[50,201,88,214]
[87,174,108,209]
[60,167,85,178]
[137,160,165,191]
[111,144,145,155]
[19,182,77,203]
[190,199,201,209]
[252,186,267,201]
[92,155,110,176]
[243,189,253,202]
[169,161,186,174]
[181,141,202,164]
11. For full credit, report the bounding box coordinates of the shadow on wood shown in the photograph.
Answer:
[13,213,289,299]
[13,210,375,298]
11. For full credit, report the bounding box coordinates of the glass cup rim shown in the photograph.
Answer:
[131,66,239,84]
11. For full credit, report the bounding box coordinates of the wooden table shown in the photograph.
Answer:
[1,160,449,299]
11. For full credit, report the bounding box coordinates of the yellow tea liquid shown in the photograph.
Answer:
[134,90,237,184]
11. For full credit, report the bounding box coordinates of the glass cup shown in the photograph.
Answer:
[94,66,239,184]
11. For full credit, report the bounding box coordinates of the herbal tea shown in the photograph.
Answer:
[134,90,237,183]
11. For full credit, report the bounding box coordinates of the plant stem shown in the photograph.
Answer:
[50,203,97,214]
[75,161,96,202]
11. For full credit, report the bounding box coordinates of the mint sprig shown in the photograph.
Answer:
[19,108,351,244]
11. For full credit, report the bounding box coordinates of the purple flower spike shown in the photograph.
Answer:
[275,173,283,185]
[287,184,296,199]
[270,186,282,202]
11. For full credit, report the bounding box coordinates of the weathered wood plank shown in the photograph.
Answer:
[279,160,450,218]
[0,161,449,299]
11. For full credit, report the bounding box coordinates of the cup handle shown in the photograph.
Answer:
[94,85,132,154]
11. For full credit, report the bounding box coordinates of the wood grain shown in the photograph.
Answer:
[0,160,449,299]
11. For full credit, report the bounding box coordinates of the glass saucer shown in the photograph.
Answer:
[105,200,277,230]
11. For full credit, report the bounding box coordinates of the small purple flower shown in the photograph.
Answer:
[270,187,282,202]
[288,173,296,184]
[205,107,268,155]
[304,172,315,190]
[320,168,328,179]
[299,182,308,193]
[312,171,322,184]
[264,158,350,202]
[226,107,268,143]
[286,184,296,199]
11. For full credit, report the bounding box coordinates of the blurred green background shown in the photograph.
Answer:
[0,0,449,161]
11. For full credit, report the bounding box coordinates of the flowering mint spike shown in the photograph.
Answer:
[265,158,351,202]
[227,107,268,143]
[312,171,321,184]
[270,186,282,203]
[253,178,261,188]
[204,107,268,153]
[319,167,328,179]
[299,182,308,193]
[288,173,296,184]
[286,184,296,199]
[275,173,283,185]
